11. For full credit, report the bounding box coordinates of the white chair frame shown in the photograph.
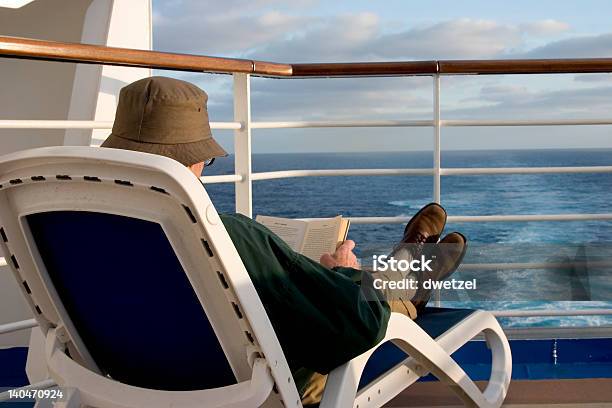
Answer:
[0,147,511,408]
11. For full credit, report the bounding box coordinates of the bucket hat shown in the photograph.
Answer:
[102,76,227,166]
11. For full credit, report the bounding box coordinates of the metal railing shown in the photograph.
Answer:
[1,36,612,322]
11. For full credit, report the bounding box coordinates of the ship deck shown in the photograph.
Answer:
[388,378,612,407]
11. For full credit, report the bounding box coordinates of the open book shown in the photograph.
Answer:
[255,215,350,262]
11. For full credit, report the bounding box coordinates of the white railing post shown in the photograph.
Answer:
[433,74,441,204]
[433,74,442,306]
[233,73,253,217]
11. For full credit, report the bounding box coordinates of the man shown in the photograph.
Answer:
[102,76,466,405]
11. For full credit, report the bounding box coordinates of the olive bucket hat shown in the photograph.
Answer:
[102,76,227,166]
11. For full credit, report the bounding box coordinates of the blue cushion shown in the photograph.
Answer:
[27,211,236,391]
[414,307,476,339]
[359,307,475,388]
[0,347,28,387]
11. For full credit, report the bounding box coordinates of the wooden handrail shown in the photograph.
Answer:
[291,61,437,76]
[0,36,292,76]
[2,35,612,77]
[439,59,612,75]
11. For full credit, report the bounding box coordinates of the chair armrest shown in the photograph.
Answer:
[45,328,275,408]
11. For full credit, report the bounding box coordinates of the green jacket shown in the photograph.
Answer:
[220,213,391,395]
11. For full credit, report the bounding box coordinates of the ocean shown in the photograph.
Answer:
[203,149,612,328]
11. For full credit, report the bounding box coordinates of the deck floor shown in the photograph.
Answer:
[385,378,612,407]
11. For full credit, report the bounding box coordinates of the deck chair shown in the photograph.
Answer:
[0,146,511,408]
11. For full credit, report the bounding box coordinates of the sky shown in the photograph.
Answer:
[151,0,612,153]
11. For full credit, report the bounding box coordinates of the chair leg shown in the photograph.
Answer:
[33,398,53,408]
[431,311,512,407]
[321,311,511,408]
[53,388,82,408]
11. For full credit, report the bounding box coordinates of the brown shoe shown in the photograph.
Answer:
[412,232,467,312]
[390,203,447,258]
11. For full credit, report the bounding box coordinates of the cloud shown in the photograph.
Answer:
[249,76,432,120]
[250,12,381,62]
[153,0,309,21]
[524,33,612,58]
[180,74,433,122]
[448,84,612,119]
[519,19,570,36]
[574,73,612,83]
[154,2,577,62]
[476,85,533,104]
[153,0,312,55]
[371,19,523,60]
[253,17,529,62]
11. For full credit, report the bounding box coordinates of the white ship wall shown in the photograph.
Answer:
[0,0,152,348]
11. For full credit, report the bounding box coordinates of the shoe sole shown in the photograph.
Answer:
[437,231,468,281]
[413,232,468,309]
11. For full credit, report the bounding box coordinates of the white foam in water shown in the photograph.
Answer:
[441,301,612,328]
[388,200,423,209]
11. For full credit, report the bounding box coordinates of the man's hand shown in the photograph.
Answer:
[320,240,361,269]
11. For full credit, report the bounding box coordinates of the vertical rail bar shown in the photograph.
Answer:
[433,74,441,204]
[433,74,442,306]
[233,73,253,217]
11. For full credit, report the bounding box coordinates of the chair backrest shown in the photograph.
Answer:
[0,147,298,402]
[26,210,234,390]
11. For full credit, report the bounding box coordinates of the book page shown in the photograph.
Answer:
[337,218,350,245]
[255,215,307,252]
[300,216,343,261]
